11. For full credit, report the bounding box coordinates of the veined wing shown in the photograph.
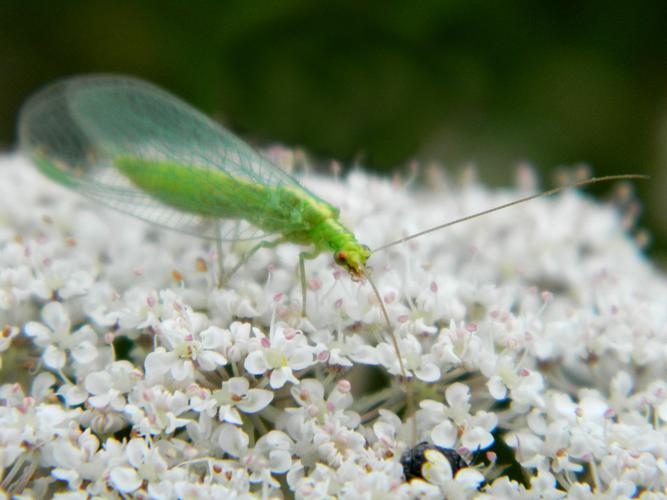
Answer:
[18,75,320,240]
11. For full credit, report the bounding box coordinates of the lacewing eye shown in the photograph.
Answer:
[334,251,347,266]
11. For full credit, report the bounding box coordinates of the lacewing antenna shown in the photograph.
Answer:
[366,272,417,440]
[372,174,649,253]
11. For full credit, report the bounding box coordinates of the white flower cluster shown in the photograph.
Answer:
[0,152,665,498]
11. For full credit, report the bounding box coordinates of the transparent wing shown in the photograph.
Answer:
[18,75,317,240]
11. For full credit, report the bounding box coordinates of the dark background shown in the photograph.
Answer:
[2,1,666,262]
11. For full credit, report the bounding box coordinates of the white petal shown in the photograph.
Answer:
[292,379,325,405]
[200,326,225,349]
[270,367,298,389]
[348,345,379,364]
[24,321,51,344]
[58,384,88,406]
[88,392,113,408]
[31,372,56,401]
[41,301,70,335]
[217,423,249,457]
[52,468,79,486]
[227,376,250,395]
[269,368,288,389]
[487,375,507,400]
[237,389,273,413]
[219,405,243,425]
[288,349,315,371]
[431,421,457,448]
[71,341,98,364]
[43,345,66,369]
[658,401,667,423]
[462,426,494,450]
[257,430,292,451]
[109,466,142,493]
[60,270,93,298]
[455,468,485,489]
[126,439,148,468]
[268,449,292,473]
[244,351,268,375]
[85,371,112,395]
[422,450,453,485]
[420,399,446,413]
[197,350,227,371]
[144,349,173,380]
[415,363,441,382]
[445,383,470,407]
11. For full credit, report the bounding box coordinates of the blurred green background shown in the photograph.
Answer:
[1,1,666,260]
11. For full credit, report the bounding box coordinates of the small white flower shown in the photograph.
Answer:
[376,333,441,381]
[126,385,190,435]
[244,324,316,388]
[84,361,143,410]
[212,376,273,424]
[109,466,142,493]
[419,383,497,451]
[24,301,98,370]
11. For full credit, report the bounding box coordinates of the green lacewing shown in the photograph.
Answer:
[17,75,646,383]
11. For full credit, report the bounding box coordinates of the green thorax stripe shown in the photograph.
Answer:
[113,156,335,234]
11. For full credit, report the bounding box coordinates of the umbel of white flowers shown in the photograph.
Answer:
[0,151,665,499]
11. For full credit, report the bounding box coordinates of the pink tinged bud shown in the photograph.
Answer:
[261,338,270,348]
[604,408,615,419]
[337,379,351,393]
[486,451,497,461]
[273,293,283,302]
[397,315,409,323]
[430,282,438,293]
[307,278,321,291]
[146,296,156,307]
[133,267,144,276]
[520,368,530,377]
[317,351,329,362]
[326,401,335,412]
[334,299,343,309]
[267,263,276,273]
[466,323,477,332]
[284,328,297,340]
[541,291,553,301]
[307,404,319,417]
